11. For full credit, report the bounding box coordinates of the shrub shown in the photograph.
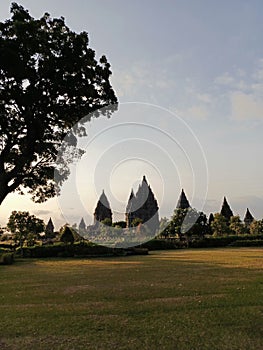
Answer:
[0,252,14,265]
[229,240,263,247]
[189,234,263,248]
[140,239,186,250]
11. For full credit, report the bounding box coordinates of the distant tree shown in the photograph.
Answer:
[112,221,126,228]
[207,213,215,235]
[101,218,113,227]
[211,213,230,236]
[158,217,170,238]
[180,210,208,241]
[250,219,263,235]
[168,208,188,240]
[0,3,117,206]
[131,218,143,227]
[208,213,214,225]
[220,197,233,223]
[168,208,208,241]
[229,215,246,235]
[60,225,75,244]
[7,211,44,252]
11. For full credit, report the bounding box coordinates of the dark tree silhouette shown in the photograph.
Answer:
[0,3,117,205]
[7,210,44,251]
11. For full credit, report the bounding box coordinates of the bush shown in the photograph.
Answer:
[229,240,263,247]
[0,252,14,265]
[189,234,263,248]
[16,241,116,258]
[140,239,186,250]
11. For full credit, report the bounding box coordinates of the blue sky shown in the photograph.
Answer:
[1,0,263,228]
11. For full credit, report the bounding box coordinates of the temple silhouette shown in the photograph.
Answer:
[93,175,159,231]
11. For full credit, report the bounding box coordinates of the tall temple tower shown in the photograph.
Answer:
[93,190,112,225]
[220,196,233,222]
[125,176,159,232]
[244,208,254,227]
[176,189,191,209]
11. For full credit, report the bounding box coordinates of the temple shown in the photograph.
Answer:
[176,189,190,209]
[93,190,112,225]
[125,176,159,231]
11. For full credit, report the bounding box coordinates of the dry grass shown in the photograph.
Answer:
[0,248,262,349]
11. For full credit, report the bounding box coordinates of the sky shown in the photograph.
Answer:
[1,0,263,229]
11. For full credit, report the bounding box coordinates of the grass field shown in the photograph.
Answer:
[0,248,262,350]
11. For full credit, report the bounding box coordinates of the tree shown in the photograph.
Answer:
[112,221,126,228]
[229,215,246,235]
[0,3,117,205]
[211,213,230,236]
[7,210,44,251]
[168,208,188,240]
[250,219,263,235]
[158,217,170,238]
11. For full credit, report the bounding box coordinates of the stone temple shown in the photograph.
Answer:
[125,176,159,231]
[93,176,159,232]
[93,190,112,225]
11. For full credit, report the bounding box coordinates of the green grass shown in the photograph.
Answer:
[0,248,262,349]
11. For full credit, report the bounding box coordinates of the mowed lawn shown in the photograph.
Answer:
[0,248,262,350]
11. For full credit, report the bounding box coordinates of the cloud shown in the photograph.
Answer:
[230,91,263,120]
[177,104,209,120]
[214,72,235,86]
[33,210,52,216]
[214,60,263,121]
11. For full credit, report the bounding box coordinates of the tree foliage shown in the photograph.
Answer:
[229,215,246,235]
[211,213,230,236]
[168,208,208,240]
[7,210,44,249]
[0,3,117,205]
[250,219,263,235]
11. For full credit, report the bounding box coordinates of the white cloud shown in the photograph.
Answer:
[197,93,212,103]
[230,91,263,120]
[214,72,235,86]
[177,105,209,120]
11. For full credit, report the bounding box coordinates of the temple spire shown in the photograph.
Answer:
[244,208,254,227]
[220,196,233,222]
[176,189,190,209]
[125,176,159,232]
[94,190,112,225]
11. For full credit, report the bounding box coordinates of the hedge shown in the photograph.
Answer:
[0,252,14,265]
[189,234,263,248]
[15,242,148,258]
